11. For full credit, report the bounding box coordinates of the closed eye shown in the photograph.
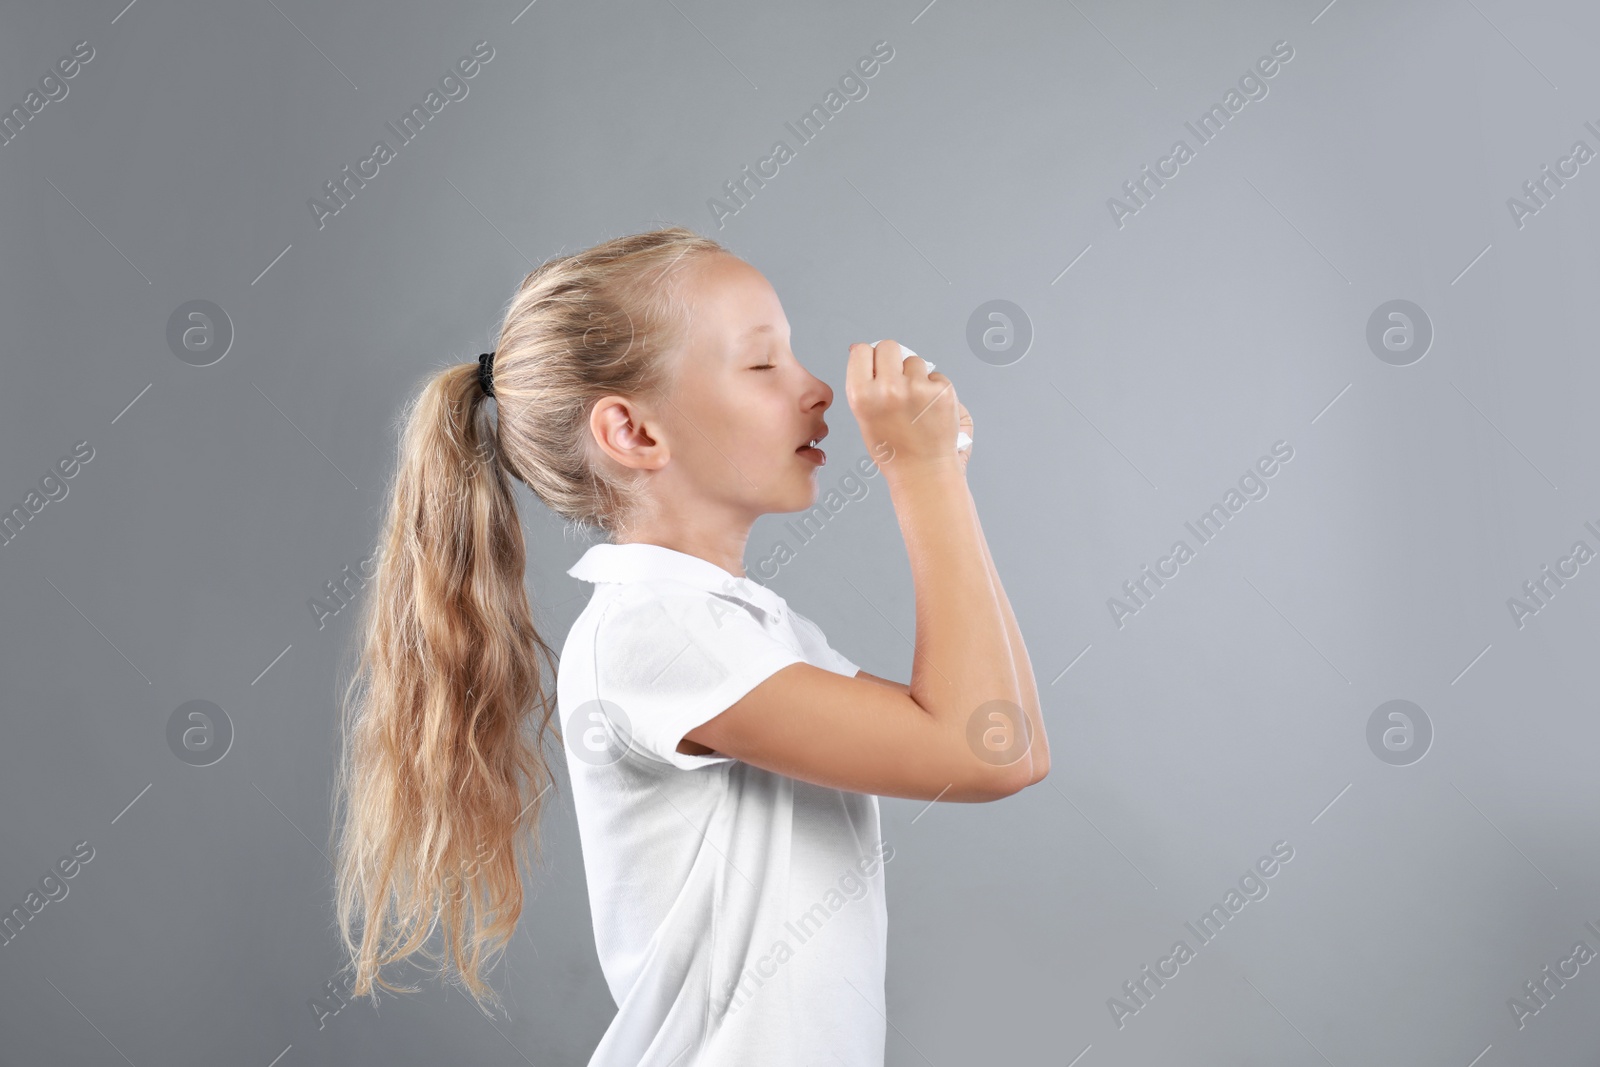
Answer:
[750,363,776,370]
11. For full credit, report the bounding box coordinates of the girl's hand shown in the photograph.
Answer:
[956,401,973,475]
[846,339,963,478]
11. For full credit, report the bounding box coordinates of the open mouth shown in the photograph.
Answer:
[796,430,827,466]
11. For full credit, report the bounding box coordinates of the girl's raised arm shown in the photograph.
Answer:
[681,340,1046,800]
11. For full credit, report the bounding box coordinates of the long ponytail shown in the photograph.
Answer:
[329,361,557,1014]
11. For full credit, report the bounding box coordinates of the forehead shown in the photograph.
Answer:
[681,254,786,345]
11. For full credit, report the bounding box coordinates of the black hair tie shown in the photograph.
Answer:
[477,352,496,397]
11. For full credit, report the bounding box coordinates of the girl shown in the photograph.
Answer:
[329,227,1048,1065]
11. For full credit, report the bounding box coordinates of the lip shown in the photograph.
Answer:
[796,444,826,466]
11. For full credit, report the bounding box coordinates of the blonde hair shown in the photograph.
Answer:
[328,226,730,1014]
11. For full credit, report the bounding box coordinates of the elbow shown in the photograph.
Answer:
[943,719,1048,800]
[1016,715,1050,789]
[1027,757,1051,787]
[970,758,1041,801]
[996,753,1050,798]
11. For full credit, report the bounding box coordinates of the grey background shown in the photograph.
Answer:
[2,0,1597,1064]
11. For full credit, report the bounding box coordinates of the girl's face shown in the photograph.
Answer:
[596,253,836,527]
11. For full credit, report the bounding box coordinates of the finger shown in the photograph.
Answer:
[872,339,945,381]
[847,342,875,391]
[875,338,926,364]
[872,338,906,379]
[899,346,935,374]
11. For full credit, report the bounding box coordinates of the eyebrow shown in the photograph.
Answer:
[731,323,775,359]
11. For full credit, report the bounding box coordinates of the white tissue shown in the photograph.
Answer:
[872,340,972,453]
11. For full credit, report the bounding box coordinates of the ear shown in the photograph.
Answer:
[590,394,667,471]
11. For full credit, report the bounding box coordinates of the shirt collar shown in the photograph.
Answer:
[567,541,788,619]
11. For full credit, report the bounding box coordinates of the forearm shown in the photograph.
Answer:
[964,478,1048,780]
[885,460,1025,780]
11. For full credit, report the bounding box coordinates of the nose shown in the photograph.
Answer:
[805,372,832,414]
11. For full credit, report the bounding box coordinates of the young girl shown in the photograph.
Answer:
[329,227,1047,1065]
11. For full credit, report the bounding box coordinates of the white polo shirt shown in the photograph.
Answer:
[558,541,890,1067]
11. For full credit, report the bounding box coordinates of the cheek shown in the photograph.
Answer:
[691,380,792,466]
[729,397,789,451]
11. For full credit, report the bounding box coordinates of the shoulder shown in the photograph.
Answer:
[567,579,743,634]
[572,581,806,747]
[618,579,762,633]
[570,580,776,669]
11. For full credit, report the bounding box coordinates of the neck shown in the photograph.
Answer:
[612,530,751,579]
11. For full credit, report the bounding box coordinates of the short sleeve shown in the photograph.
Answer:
[786,608,860,678]
[590,584,806,769]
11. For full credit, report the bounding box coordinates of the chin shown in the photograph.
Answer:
[774,473,819,514]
